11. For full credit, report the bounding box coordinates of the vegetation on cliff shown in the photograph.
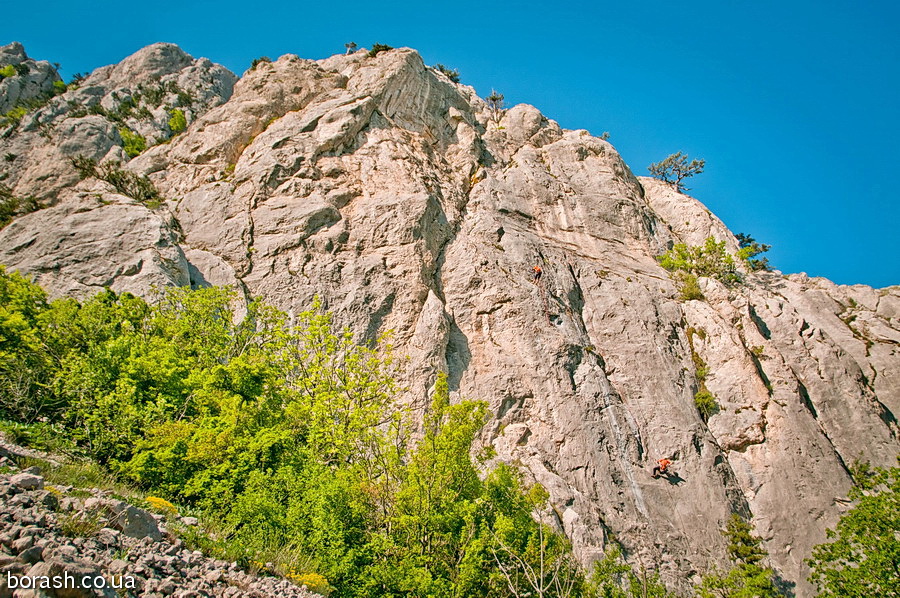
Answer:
[0,267,587,596]
[2,267,892,597]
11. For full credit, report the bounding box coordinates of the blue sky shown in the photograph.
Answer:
[5,0,898,287]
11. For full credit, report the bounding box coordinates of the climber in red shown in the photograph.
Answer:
[652,458,672,478]
[532,265,543,283]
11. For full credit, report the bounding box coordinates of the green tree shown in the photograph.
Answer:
[807,461,900,598]
[735,234,772,272]
[587,545,675,598]
[0,267,53,419]
[698,514,782,598]
[0,272,593,598]
[486,90,505,123]
[648,152,705,192]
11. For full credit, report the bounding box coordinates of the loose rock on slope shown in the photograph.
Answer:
[0,449,322,598]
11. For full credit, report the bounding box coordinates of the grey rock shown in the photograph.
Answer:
[83,498,161,541]
[27,557,117,597]
[9,474,43,491]
[17,544,43,564]
[12,536,34,552]
[35,492,58,511]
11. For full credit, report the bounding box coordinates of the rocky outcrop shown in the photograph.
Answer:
[1,42,897,596]
[0,42,62,115]
[0,452,322,598]
[0,43,236,204]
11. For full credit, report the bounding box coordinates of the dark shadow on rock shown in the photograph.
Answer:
[653,471,684,486]
[187,261,210,288]
[773,573,797,597]
[446,319,470,391]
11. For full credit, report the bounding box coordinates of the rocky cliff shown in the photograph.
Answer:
[1,42,897,596]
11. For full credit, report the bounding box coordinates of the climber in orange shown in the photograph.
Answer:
[652,458,672,478]
[532,265,542,283]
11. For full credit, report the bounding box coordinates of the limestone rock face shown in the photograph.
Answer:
[0,42,62,114]
[2,43,898,596]
[0,42,237,203]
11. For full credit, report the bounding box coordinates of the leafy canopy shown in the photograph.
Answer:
[807,461,900,598]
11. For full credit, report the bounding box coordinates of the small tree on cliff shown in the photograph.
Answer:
[648,152,705,192]
[735,233,772,272]
[486,89,505,123]
[698,514,783,598]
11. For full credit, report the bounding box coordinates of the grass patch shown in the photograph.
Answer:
[58,508,105,538]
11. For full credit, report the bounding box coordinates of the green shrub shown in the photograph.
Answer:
[71,156,160,205]
[659,236,739,285]
[694,390,719,421]
[677,272,704,301]
[367,43,393,58]
[176,89,195,108]
[1,105,28,127]
[686,327,719,422]
[119,127,147,158]
[434,63,460,83]
[52,80,67,95]
[0,65,15,79]
[137,81,166,106]
[168,108,187,134]
[250,56,272,70]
